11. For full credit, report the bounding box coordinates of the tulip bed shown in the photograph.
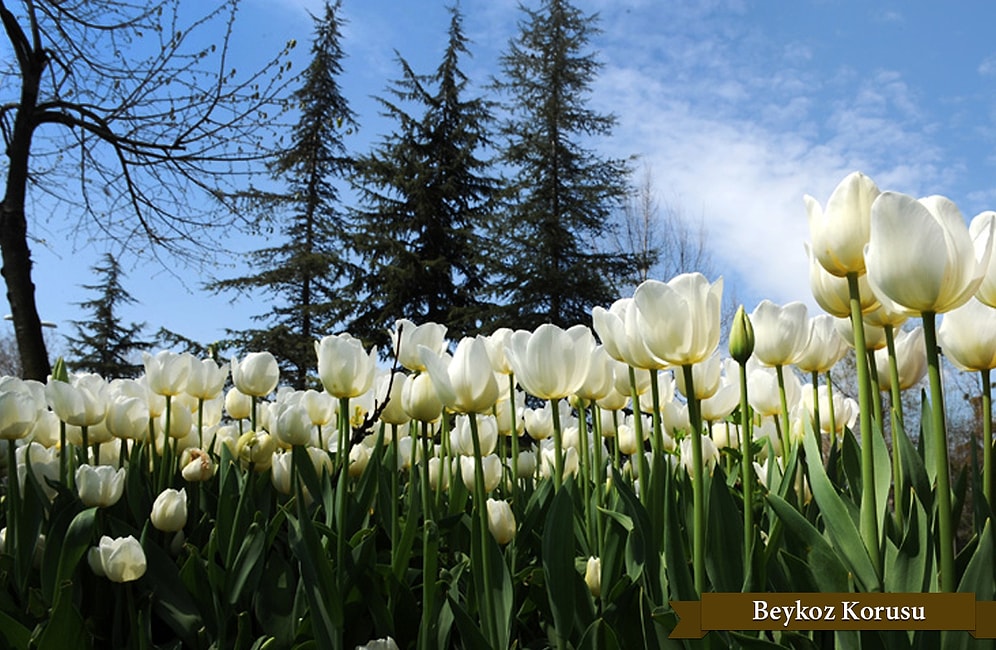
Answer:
[2,172,996,648]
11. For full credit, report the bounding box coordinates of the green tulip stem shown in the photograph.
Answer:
[923,311,955,591]
[682,363,706,596]
[591,403,606,557]
[336,396,350,594]
[612,410,622,471]
[390,423,400,566]
[825,371,838,448]
[649,369,664,455]
[550,397,565,490]
[774,365,792,456]
[5,436,19,585]
[469,413,498,647]
[739,360,754,586]
[420,419,438,650]
[80,425,90,466]
[805,371,824,462]
[577,403,595,551]
[883,325,905,526]
[508,374,520,493]
[59,420,68,485]
[865,350,884,436]
[983,370,993,507]
[628,367,650,503]
[197,397,205,449]
[847,271,882,583]
[162,395,172,493]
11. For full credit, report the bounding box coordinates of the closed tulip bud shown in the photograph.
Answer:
[729,305,755,364]
[75,464,126,508]
[90,535,146,583]
[584,556,602,597]
[180,448,214,482]
[231,352,280,398]
[151,488,187,532]
[486,498,516,545]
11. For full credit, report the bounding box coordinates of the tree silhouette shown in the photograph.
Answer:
[0,0,295,379]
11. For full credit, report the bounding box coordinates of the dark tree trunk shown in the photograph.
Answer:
[1,4,51,380]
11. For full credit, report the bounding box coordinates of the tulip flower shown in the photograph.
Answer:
[0,388,37,440]
[75,464,126,507]
[805,171,880,277]
[230,352,280,398]
[633,273,723,367]
[418,336,499,414]
[592,298,662,370]
[391,319,447,372]
[505,324,594,401]
[315,333,377,399]
[151,488,187,532]
[750,300,811,368]
[89,535,147,583]
[356,638,399,650]
[874,327,926,391]
[866,193,993,315]
[142,351,191,397]
[401,372,443,423]
[185,357,228,401]
[485,498,516,545]
[584,556,602,597]
[805,242,880,318]
[180,448,214,482]
[865,192,995,591]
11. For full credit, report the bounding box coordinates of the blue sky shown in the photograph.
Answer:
[15,0,996,356]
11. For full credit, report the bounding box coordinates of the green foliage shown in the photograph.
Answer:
[491,0,634,330]
[347,6,501,349]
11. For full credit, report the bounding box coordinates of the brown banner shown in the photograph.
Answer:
[670,593,996,638]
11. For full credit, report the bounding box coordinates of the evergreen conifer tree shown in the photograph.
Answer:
[493,0,633,330]
[66,253,148,378]
[348,6,500,348]
[208,0,357,389]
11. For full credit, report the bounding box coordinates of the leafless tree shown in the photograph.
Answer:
[0,0,296,379]
[615,163,715,292]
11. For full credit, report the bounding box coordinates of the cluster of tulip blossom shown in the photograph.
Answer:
[2,171,996,601]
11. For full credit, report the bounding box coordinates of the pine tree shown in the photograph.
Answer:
[208,0,356,389]
[66,253,149,378]
[348,6,500,349]
[492,0,633,330]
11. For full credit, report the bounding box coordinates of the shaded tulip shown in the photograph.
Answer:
[315,333,377,399]
[750,300,812,367]
[0,387,38,440]
[186,358,229,400]
[180,448,215,482]
[151,488,187,532]
[392,319,447,372]
[875,326,926,391]
[584,556,602,597]
[460,454,502,492]
[866,193,993,315]
[633,273,723,366]
[75,464,126,507]
[592,298,662,369]
[401,372,443,423]
[795,315,849,374]
[505,324,594,401]
[16,442,59,500]
[419,336,499,414]
[486,498,516,545]
[224,387,252,421]
[90,535,146,582]
[143,351,191,397]
[805,242,879,317]
[938,298,996,371]
[231,352,280,398]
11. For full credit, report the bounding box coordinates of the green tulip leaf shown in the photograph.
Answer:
[706,465,743,593]
[543,484,578,646]
[802,429,881,592]
[767,493,849,592]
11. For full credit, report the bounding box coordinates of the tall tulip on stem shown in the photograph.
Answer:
[865,192,994,591]
[633,272,723,596]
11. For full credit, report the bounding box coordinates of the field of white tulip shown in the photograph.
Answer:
[1,171,995,648]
